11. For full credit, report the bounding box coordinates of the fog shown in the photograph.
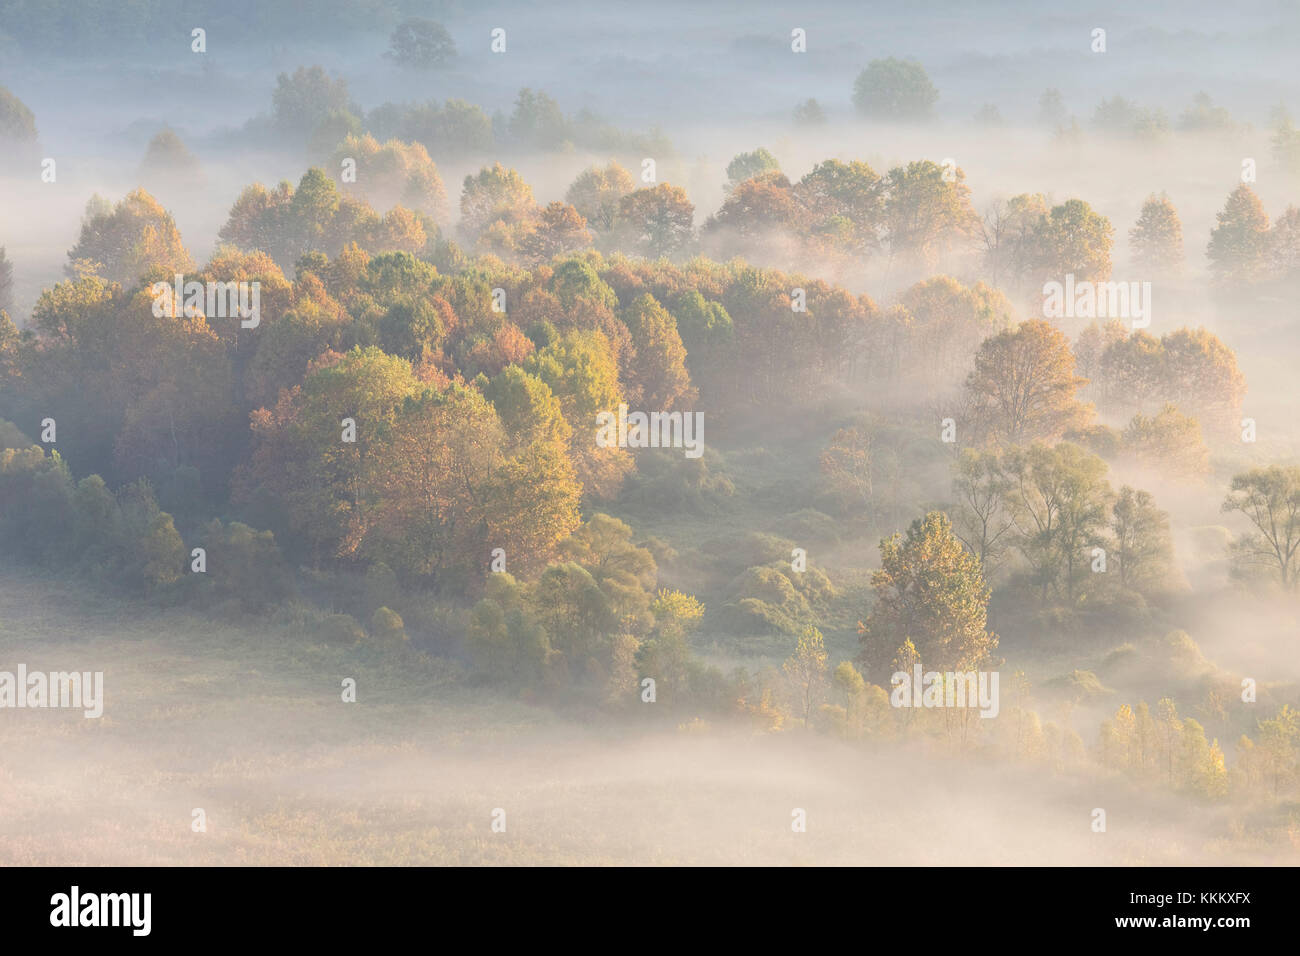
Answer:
[1,0,1298,867]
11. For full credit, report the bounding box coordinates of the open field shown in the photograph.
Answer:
[2,568,1293,866]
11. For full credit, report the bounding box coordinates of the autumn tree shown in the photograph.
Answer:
[520,202,593,265]
[524,329,633,498]
[858,510,998,681]
[897,275,1013,386]
[329,134,447,217]
[67,189,194,286]
[1120,403,1209,479]
[881,161,977,270]
[1129,193,1184,276]
[361,384,506,582]
[1073,319,1128,411]
[979,193,1049,292]
[793,159,883,257]
[1207,184,1270,284]
[620,293,694,409]
[1160,327,1246,434]
[819,425,877,521]
[139,128,201,181]
[784,626,829,726]
[565,163,635,233]
[459,163,537,242]
[614,184,695,259]
[964,319,1091,446]
[704,171,798,242]
[1038,198,1114,282]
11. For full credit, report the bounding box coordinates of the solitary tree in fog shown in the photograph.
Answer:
[852,58,938,121]
[1207,184,1270,284]
[1222,466,1300,591]
[387,18,456,69]
[1130,193,1184,276]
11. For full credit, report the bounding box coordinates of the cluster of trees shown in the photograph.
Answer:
[950,445,1177,602]
[1206,185,1300,286]
[329,134,448,217]
[266,65,671,160]
[437,157,1294,296]
[220,168,437,270]
[1074,321,1246,435]
[1097,698,1229,799]
[979,194,1114,295]
[467,515,722,706]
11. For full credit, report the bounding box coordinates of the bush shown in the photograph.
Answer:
[369,606,407,644]
[197,520,293,612]
[320,613,366,646]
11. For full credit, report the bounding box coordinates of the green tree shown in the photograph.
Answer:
[792,98,826,126]
[236,346,421,562]
[386,18,456,69]
[1222,466,1300,591]
[725,148,780,189]
[459,163,537,242]
[272,66,357,140]
[508,89,569,149]
[852,58,938,121]
[1004,443,1113,602]
[1038,198,1114,282]
[1111,486,1174,595]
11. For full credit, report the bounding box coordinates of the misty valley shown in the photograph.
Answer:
[0,0,1298,881]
